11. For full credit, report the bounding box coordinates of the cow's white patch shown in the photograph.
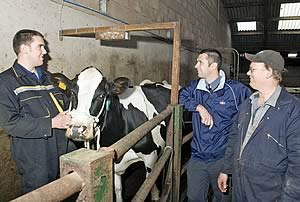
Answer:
[118,86,165,147]
[77,68,103,113]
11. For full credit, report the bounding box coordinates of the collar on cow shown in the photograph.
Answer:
[98,97,111,132]
[106,98,111,111]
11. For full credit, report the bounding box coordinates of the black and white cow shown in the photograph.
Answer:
[54,66,173,201]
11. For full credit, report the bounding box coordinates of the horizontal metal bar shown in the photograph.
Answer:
[110,105,173,159]
[12,172,83,201]
[132,147,173,202]
[224,1,263,8]
[182,132,192,145]
[181,160,189,176]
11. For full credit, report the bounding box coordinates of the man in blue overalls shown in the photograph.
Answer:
[0,29,76,193]
[218,50,300,201]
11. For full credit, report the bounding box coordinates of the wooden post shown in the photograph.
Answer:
[172,104,183,202]
[60,148,114,202]
[170,22,181,105]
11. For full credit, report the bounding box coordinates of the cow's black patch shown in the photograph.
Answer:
[122,103,158,155]
[141,84,170,113]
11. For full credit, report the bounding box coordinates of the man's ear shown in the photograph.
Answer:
[20,44,29,54]
[210,62,218,70]
[266,68,273,79]
[110,77,132,95]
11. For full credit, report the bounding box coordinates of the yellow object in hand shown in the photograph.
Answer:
[49,92,63,113]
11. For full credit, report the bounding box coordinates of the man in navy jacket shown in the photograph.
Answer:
[179,49,251,202]
[0,29,76,193]
[218,50,300,201]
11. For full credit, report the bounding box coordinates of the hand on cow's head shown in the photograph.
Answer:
[110,77,132,95]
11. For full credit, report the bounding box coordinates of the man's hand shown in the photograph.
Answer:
[196,104,214,129]
[218,173,228,192]
[52,111,71,129]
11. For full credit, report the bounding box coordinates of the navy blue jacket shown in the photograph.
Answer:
[0,62,75,192]
[179,71,251,162]
[223,88,300,201]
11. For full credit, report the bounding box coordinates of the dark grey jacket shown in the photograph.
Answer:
[223,87,300,202]
[0,62,75,192]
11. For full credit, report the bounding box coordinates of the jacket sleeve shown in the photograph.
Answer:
[0,80,52,139]
[179,81,199,111]
[221,112,239,174]
[282,106,300,201]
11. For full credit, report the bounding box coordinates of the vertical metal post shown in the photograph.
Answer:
[172,104,183,202]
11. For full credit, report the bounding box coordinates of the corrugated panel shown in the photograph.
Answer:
[222,0,300,52]
[278,2,300,30]
[223,0,261,4]
[237,21,256,31]
[226,6,263,19]
[278,20,300,30]
[280,2,300,17]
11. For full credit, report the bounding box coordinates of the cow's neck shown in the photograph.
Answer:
[100,96,126,147]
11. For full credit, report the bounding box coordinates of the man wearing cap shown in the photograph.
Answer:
[218,50,300,201]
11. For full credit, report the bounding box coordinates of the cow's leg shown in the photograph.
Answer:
[114,174,123,202]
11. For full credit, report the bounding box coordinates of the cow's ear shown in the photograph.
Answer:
[110,77,131,95]
[51,73,71,92]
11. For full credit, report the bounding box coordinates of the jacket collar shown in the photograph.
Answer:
[196,70,226,92]
[12,60,48,81]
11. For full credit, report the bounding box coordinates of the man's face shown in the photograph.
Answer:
[26,36,47,67]
[247,62,270,90]
[195,53,212,78]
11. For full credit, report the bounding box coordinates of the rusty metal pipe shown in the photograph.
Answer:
[11,172,83,202]
[182,132,192,145]
[110,105,173,160]
[132,147,173,202]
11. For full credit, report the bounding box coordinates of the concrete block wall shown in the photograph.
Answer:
[0,0,231,84]
[108,0,231,49]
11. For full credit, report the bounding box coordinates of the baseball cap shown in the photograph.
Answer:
[245,50,286,72]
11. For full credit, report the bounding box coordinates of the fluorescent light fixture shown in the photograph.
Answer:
[278,3,300,30]
[237,21,256,31]
[288,53,298,57]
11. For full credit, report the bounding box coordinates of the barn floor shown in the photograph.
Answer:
[0,130,21,201]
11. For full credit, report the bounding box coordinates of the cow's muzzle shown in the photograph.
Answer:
[65,111,96,141]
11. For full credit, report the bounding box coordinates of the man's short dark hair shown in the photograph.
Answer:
[13,29,44,55]
[199,49,222,69]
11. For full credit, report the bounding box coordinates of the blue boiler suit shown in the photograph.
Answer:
[222,88,300,201]
[0,62,76,193]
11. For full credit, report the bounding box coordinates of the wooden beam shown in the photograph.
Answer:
[232,31,264,36]
[232,30,300,36]
[230,16,300,23]
[224,1,263,8]
[60,22,177,37]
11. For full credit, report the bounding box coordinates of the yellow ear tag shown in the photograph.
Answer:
[58,81,67,90]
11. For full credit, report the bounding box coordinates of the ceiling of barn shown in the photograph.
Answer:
[222,0,300,56]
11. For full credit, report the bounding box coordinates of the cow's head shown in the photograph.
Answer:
[53,66,131,141]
